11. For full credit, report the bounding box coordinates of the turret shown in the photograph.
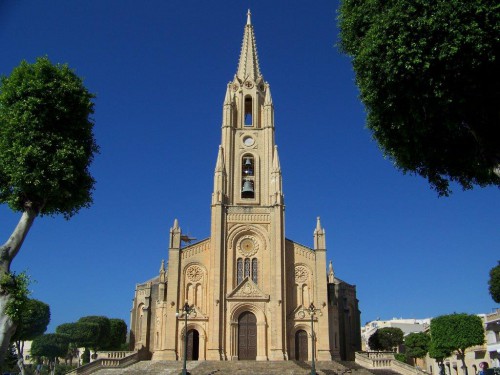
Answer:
[169,218,181,249]
[314,217,326,250]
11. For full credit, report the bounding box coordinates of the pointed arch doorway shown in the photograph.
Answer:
[186,329,199,360]
[238,311,257,360]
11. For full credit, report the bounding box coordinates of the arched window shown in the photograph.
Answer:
[242,156,254,176]
[237,258,243,284]
[244,96,252,126]
[244,258,250,278]
[252,258,258,283]
[137,304,144,341]
[241,155,255,199]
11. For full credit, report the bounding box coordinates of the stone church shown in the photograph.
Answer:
[129,11,361,362]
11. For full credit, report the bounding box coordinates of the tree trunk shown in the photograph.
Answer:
[459,350,468,375]
[0,206,37,365]
[15,340,27,375]
[0,294,17,366]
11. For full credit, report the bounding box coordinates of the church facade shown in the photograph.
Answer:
[129,12,361,362]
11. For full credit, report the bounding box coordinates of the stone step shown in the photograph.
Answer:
[93,359,360,375]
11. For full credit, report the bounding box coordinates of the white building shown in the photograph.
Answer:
[361,318,430,350]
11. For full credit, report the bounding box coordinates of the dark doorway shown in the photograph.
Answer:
[238,311,257,360]
[295,330,308,361]
[186,329,199,360]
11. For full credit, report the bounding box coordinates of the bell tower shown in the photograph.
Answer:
[208,10,287,360]
[131,9,361,363]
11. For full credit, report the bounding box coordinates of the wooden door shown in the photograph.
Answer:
[186,329,199,360]
[295,330,308,361]
[238,312,257,360]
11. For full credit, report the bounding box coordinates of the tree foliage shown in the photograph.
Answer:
[489,261,500,303]
[338,0,500,196]
[30,333,69,360]
[428,339,451,362]
[430,313,484,375]
[369,327,404,351]
[11,298,50,343]
[0,272,30,322]
[0,56,98,217]
[405,332,430,360]
[107,319,127,350]
[57,316,125,353]
[56,322,99,349]
[77,316,111,350]
[0,56,97,364]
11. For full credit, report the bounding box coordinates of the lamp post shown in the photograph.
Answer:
[177,301,193,375]
[306,302,321,375]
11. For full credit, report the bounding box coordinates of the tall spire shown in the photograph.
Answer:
[236,9,262,82]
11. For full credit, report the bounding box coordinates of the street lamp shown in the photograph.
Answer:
[305,302,321,375]
[176,301,194,375]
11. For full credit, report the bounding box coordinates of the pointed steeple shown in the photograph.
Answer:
[236,9,262,82]
[314,217,326,250]
[315,217,322,233]
[159,259,165,273]
[170,218,181,249]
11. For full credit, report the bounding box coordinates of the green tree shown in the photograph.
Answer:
[368,327,404,351]
[107,319,127,350]
[56,321,100,350]
[405,332,430,365]
[11,298,50,375]
[0,56,98,363]
[338,0,500,196]
[430,313,484,375]
[77,316,111,351]
[30,333,69,365]
[428,340,452,375]
[489,261,500,303]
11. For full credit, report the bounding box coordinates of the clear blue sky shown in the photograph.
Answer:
[1,1,498,333]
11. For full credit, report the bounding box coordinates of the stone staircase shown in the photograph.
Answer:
[92,359,366,375]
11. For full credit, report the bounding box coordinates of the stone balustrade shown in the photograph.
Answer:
[356,351,429,375]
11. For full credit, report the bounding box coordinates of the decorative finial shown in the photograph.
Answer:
[247,9,251,25]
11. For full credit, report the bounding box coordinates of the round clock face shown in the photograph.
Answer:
[243,136,254,147]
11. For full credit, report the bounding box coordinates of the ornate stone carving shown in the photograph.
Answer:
[237,235,259,257]
[186,265,203,282]
[295,266,309,283]
[242,282,258,296]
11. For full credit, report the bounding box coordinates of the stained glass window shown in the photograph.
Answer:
[237,258,243,284]
[252,258,258,283]
[244,258,250,278]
